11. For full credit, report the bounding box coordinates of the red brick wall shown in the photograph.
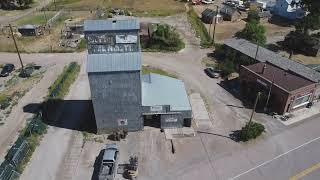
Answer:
[239,66,317,114]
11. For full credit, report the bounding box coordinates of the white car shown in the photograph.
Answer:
[202,0,214,4]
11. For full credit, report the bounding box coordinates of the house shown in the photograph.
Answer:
[17,24,40,36]
[201,8,223,24]
[220,6,241,22]
[224,38,320,114]
[84,19,192,133]
[273,0,305,20]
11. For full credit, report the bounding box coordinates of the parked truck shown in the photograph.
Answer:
[99,144,119,180]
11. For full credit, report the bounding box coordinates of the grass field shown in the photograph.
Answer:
[0,11,91,53]
[48,0,185,16]
[142,66,177,78]
[16,11,56,25]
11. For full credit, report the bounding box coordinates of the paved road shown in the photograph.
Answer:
[230,124,320,180]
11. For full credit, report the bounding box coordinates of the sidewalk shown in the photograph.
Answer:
[277,102,320,126]
[189,93,213,130]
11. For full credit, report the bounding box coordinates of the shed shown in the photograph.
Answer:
[18,24,39,36]
[220,6,241,22]
[201,8,223,24]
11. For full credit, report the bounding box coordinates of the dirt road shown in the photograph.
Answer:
[0,52,83,162]
[0,0,52,25]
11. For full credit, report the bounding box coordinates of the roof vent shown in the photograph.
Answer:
[112,20,117,23]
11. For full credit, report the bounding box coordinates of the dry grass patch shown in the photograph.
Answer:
[48,0,185,16]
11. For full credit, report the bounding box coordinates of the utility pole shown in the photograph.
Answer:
[264,75,274,112]
[248,92,261,126]
[9,24,24,70]
[254,42,260,60]
[53,0,57,11]
[212,5,219,44]
[43,9,51,34]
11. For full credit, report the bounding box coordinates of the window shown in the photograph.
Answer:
[292,94,312,109]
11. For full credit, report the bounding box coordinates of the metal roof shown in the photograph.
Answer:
[244,62,315,92]
[224,38,320,82]
[84,19,140,32]
[142,73,191,111]
[87,52,141,73]
[18,24,37,29]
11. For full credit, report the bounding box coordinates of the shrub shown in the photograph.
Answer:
[143,24,185,52]
[239,122,265,141]
[0,94,11,110]
[48,62,80,99]
[187,7,213,48]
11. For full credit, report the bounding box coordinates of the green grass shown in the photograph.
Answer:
[16,12,56,25]
[48,62,80,99]
[142,66,177,78]
[187,7,213,48]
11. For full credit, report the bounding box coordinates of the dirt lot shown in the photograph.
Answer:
[48,0,186,16]
[0,52,83,163]
[192,4,294,43]
[0,11,91,53]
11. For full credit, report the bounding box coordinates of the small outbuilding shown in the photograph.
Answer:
[220,6,241,22]
[18,24,40,36]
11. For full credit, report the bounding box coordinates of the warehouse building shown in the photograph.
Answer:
[224,38,320,114]
[85,19,192,133]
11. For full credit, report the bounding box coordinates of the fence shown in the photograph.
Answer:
[0,114,47,180]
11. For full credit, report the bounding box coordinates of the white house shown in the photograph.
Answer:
[273,0,305,20]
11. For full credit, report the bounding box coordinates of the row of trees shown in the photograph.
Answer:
[0,0,33,10]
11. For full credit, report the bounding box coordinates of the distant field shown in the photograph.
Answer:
[16,12,56,25]
[48,0,185,16]
[0,0,40,17]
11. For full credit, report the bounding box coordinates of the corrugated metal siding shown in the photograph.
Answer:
[224,38,320,82]
[87,52,141,73]
[84,19,140,32]
[89,71,143,133]
[142,73,192,111]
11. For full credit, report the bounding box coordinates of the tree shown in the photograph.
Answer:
[295,0,320,34]
[0,0,33,10]
[247,10,260,23]
[235,20,267,45]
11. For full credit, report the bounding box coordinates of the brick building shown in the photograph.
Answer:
[240,62,317,114]
[224,38,320,114]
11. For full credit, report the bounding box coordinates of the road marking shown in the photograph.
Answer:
[229,136,320,180]
[290,162,320,180]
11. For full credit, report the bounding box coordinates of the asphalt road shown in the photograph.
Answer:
[230,130,320,180]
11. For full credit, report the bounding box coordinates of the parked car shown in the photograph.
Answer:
[204,67,220,78]
[202,0,214,4]
[0,64,15,77]
[99,144,119,180]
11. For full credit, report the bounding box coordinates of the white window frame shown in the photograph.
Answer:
[292,93,312,109]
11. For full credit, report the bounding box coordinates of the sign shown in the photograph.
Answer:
[117,119,128,126]
[150,105,163,112]
[165,118,178,123]
[116,35,138,44]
